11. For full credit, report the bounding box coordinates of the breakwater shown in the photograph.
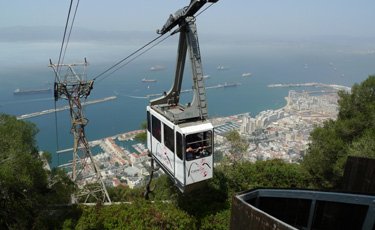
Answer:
[17,96,117,120]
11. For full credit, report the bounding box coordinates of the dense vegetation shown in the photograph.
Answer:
[74,160,309,230]
[302,75,375,188]
[0,76,373,229]
[0,114,73,229]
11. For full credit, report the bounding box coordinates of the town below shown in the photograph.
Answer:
[52,83,344,190]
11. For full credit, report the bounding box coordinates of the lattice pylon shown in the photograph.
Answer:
[49,59,111,204]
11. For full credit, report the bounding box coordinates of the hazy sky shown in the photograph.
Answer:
[1,0,375,38]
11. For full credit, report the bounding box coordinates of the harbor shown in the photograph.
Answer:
[56,129,149,189]
[54,84,341,189]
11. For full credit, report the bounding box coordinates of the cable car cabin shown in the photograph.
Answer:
[147,106,214,192]
[145,0,219,193]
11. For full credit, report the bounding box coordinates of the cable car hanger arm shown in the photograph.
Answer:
[150,0,218,123]
[157,0,218,35]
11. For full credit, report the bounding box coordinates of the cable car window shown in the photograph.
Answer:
[176,132,183,160]
[163,124,174,152]
[185,130,212,161]
[147,111,151,132]
[151,115,161,142]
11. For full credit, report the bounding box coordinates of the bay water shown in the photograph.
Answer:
[1,40,374,167]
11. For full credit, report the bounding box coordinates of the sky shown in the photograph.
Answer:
[1,0,375,73]
[1,0,375,38]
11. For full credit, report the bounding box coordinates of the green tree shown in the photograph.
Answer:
[0,114,73,229]
[75,201,196,229]
[303,121,347,188]
[302,76,375,188]
[252,160,311,188]
[134,121,147,143]
[0,114,47,228]
[107,185,145,202]
[41,151,52,164]
[216,160,311,197]
[225,130,249,162]
[348,129,375,158]
[200,209,231,230]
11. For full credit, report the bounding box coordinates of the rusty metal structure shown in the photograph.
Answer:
[49,59,111,204]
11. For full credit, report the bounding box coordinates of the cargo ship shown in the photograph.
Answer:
[14,88,52,95]
[141,78,157,83]
[222,82,241,88]
[242,72,252,77]
[149,65,166,71]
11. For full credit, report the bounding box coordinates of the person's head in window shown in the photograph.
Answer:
[186,145,195,160]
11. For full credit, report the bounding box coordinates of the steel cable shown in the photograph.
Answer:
[56,0,74,76]
[61,0,81,68]
[92,3,216,83]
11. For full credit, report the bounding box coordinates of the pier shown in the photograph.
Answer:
[267,82,351,91]
[17,96,117,120]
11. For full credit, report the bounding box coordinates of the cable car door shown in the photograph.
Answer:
[174,132,184,184]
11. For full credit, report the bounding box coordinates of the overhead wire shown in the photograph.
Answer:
[54,100,60,152]
[52,1,216,154]
[92,34,165,81]
[61,0,81,67]
[54,0,80,153]
[96,34,172,83]
[195,1,215,18]
[92,2,216,83]
[56,0,74,76]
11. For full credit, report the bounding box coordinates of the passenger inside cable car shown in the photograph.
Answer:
[185,131,212,160]
[186,145,196,160]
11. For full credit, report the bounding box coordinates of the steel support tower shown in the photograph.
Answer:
[49,59,111,204]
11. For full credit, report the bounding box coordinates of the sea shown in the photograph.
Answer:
[1,39,374,167]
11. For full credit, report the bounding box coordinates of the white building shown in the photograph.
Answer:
[240,114,256,134]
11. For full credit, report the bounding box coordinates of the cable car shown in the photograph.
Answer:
[146,0,217,193]
[147,106,213,192]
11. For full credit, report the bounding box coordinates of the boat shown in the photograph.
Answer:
[220,82,241,88]
[203,75,210,79]
[149,65,166,71]
[242,72,252,77]
[13,88,52,95]
[217,65,229,70]
[223,82,240,88]
[142,78,157,83]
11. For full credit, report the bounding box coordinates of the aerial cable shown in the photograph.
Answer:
[92,34,165,81]
[92,2,216,83]
[61,0,81,67]
[195,2,215,18]
[54,100,60,151]
[96,33,172,83]
[56,0,74,76]
[54,100,60,166]
[54,0,73,153]
[54,0,80,154]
